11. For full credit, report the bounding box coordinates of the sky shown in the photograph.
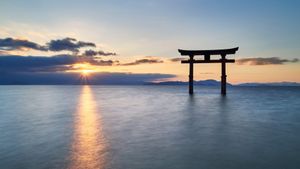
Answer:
[0,0,299,84]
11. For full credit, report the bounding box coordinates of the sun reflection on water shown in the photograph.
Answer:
[69,86,106,169]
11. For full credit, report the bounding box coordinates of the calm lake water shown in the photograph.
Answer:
[0,85,300,169]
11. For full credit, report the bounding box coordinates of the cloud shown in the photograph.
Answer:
[121,57,164,66]
[169,57,184,62]
[0,72,176,85]
[0,37,117,55]
[0,55,76,72]
[82,49,117,57]
[82,49,98,57]
[236,57,299,65]
[98,50,117,56]
[0,55,118,72]
[0,38,47,51]
[89,58,117,66]
[47,37,95,53]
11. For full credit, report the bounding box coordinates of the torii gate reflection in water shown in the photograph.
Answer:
[178,47,239,95]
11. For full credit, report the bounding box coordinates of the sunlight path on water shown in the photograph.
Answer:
[69,86,106,169]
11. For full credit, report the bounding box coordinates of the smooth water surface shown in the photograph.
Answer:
[0,85,300,169]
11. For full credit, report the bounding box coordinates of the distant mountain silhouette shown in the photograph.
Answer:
[147,80,300,86]
[146,79,233,86]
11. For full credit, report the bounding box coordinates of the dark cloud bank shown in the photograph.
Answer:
[0,55,116,72]
[0,72,175,85]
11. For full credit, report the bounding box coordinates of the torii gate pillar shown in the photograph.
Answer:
[189,55,194,94]
[221,54,227,95]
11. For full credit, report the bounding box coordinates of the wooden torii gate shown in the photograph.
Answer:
[178,47,239,95]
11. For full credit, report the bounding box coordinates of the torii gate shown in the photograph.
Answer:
[178,47,239,95]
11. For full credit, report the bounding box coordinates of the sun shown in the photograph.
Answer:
[69,63,97,84]
[78,69,94,84]
[71,63,96,76]
[81,69,93,76]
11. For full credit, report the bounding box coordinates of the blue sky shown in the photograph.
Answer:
[1,0,299,57]
[0,0,299,83]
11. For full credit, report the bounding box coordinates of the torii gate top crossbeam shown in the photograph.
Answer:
[178,47,239,56]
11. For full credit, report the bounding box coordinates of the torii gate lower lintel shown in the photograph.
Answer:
[178,47,239,95]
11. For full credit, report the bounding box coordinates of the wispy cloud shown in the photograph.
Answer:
[169,57,184,62]
[82,49,117,57]
[236,57,299,65]
[120,57,164,66]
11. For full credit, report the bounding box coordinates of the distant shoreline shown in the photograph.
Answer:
[146,79,300,87]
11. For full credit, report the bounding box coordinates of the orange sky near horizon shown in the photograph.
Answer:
[67,59,300,84]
